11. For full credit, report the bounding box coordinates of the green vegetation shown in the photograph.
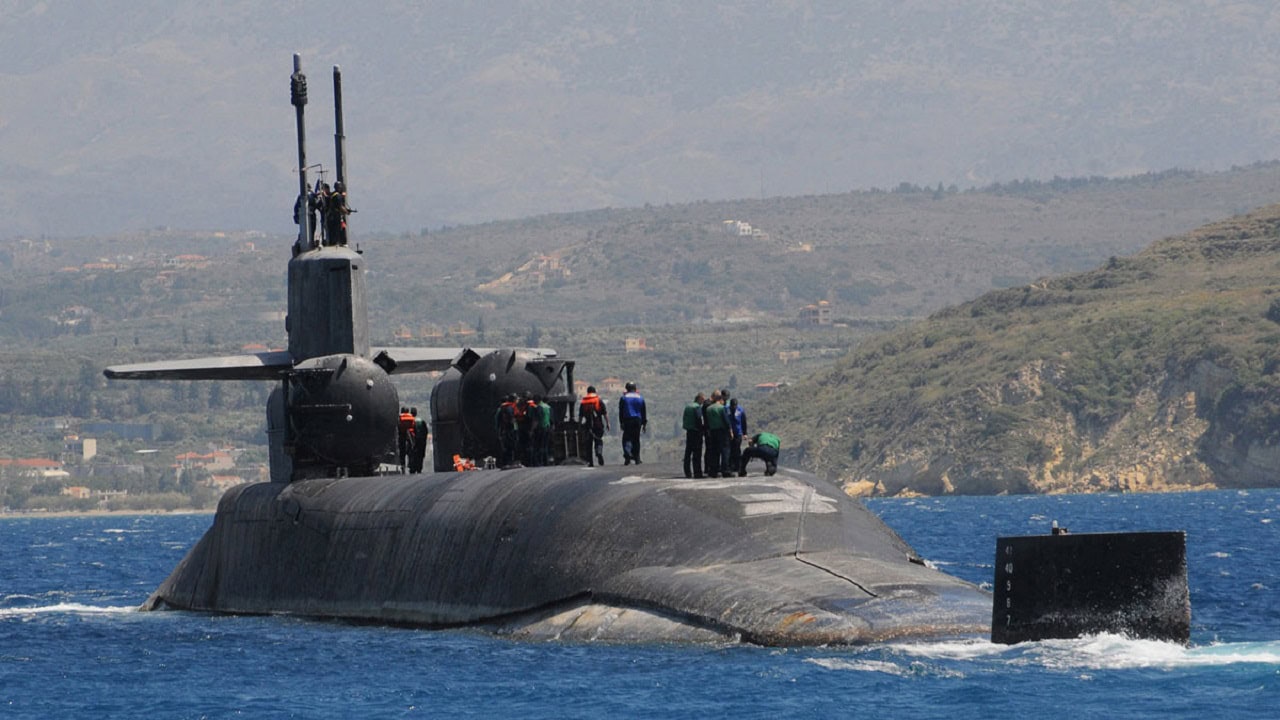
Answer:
[4,167,1280,508]
[757,207,1280,495]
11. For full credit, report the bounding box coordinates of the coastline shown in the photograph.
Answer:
[0,508,212,520]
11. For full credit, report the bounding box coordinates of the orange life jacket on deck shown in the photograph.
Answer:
[580,393,606,430]
[399,412,416,439]
[580,393,603,414]
[496,401,520,435]
[521,400,539,428]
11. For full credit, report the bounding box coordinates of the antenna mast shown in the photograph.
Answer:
[333,65,347,194]
[290,54,311,251]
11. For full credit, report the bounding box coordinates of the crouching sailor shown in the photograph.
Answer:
[739,431,780,477]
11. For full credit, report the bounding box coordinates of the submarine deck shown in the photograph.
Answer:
[145,461,991,645]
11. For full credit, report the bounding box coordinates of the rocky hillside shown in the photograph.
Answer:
[757,206,1280,495]
[12,166,1274,344]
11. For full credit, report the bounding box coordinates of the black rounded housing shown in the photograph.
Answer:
[430,349,570,470]
[288,353,399,473]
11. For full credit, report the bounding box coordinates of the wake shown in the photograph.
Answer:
[808,634,1280,675]
[0,602,138,618]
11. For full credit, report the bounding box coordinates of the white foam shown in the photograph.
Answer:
[884,634,1280,671]
[1019,634,1191,670]
[0,603,138,618]
[806,657,965,678]
[889,637,1007,661]
[1185,640,1280,666]
[808,658,913,676]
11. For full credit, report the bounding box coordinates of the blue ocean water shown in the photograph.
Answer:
[2,490,1278,719]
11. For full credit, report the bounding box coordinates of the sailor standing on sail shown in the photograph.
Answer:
[325,181,354,246]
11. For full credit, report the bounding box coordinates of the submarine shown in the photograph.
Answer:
[103,55,999,645]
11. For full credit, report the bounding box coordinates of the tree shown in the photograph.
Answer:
[1266,298,1280,325]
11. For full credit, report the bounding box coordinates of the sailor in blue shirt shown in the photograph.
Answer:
[727,397,747,475]
[617,382,648,465]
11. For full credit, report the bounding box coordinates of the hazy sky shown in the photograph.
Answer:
[1,1,1278,237]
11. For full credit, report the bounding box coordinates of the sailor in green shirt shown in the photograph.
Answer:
[682,392,706,478]
[703,393,731,477]
[534,395,553,466]
[738,431,780,477]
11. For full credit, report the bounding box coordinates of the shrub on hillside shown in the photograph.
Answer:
[1266,298,1280,324]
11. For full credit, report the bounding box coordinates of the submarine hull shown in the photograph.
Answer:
[145,463,990,645]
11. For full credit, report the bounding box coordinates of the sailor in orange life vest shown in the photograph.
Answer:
[494,394,521,468]
[397,406,416,473]
[617,382,647,465]
[579,386,610,466]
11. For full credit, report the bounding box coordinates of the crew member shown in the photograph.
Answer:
[494,394,520,467]
[518,392,539,466]
[397,406,416,473]
[703,392,730,477]
[315,182,332,245]
[293,178,323,248]
[309,179,324,245]
[739,431,781,477]
[325,181,354,246]
[535,394,553,466]
[291,180,323,254]
[579,385,609,466]
[618,382,647,465]
[409,407,429,474]
[292,193,306,252]
[727,397,747,476]
[682,392,706,478]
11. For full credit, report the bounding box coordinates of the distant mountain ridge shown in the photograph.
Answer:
[5,164,1280,344]
[3,164,1280,500]
[3,1,1280,237]
[757,206,1280,495]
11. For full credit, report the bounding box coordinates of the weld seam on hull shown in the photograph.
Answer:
[792,483,878,597]
[793,553,878,598]
[792,484,812,555]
